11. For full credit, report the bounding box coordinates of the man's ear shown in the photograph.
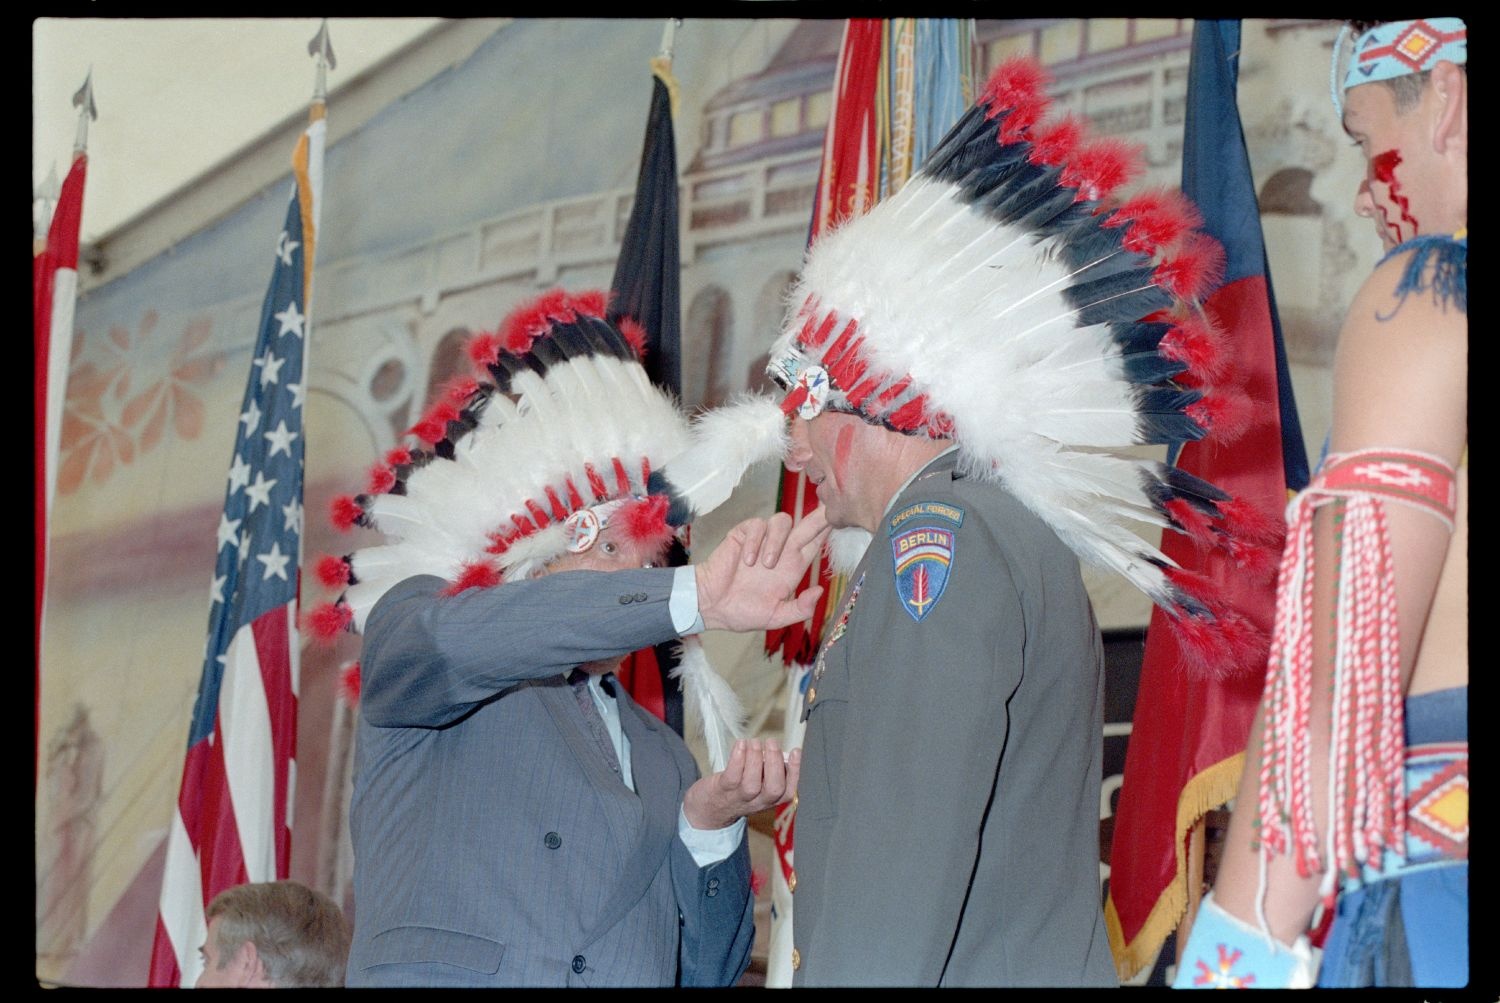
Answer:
[1430,60,1466,156]
[227,938,272,988]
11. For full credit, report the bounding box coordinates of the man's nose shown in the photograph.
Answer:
[1353,177,1377,218]
[784,419,811,472]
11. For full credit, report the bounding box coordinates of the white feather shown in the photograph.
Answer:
[670,635,745,773]
[657,396,789,519]
[825,527,872,576]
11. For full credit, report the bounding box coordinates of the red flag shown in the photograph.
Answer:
[36,153,86,773]
[1104,20,1309,981]
[765,18,884,669]
[148,108,324,987]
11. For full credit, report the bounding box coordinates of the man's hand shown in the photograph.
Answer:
[682,738,801,831]
[695,507,830,632]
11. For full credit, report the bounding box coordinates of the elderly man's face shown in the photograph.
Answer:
[541,521,663,577]
[784,411,881,532]
[195,918,256,988]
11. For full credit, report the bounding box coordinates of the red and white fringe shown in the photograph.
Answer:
[1255,485,1407,928]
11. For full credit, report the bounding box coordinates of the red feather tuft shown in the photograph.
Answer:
[997,95,1048,144]
[1154,233,1226,302]
[616,317,649,358]
[573,289,608,320]
[316,554,352,588]
[308,601,353,641]
[1166,605,1269,680]
[330,494,365,532]
[1060,138,1143,204]
[339,662,362,706]
[1224,535,1280,582]
[1218,496,1285,547]
[385,446,413,468]
[1163,567,1270,679]
[367,463,397,495]
[1159,313,1229,382]
[617,494,674,555]
[441,561,503,596]
[1103,188,1168,228]
[1187,386,1257,444]
[409,400,460,445]
[1121,191,1204,256]
[445,376,480,403]
[467,331,503,368]
[1164,498,1216,546]
[980,56,1052,118]
[499,288,571,355]
[1026,114,1085,167]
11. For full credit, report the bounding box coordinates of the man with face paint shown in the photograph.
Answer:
[316,290,833,986]
[757,56,1271,986]
[1175,18,1467,989]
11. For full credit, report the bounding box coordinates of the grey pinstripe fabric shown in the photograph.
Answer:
[345,572,754,987]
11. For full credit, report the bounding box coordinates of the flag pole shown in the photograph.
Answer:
[34,162,60,255]
[657,16,680,61]
[71,68,97,161]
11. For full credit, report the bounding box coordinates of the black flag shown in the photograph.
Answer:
[609,63,686,736]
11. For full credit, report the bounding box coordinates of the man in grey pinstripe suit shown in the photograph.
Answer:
[345,509,829,987]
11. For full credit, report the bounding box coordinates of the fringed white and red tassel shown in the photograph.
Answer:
[1254,448,1457,928]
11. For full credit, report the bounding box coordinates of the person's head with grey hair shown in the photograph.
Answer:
[196,880,350,988]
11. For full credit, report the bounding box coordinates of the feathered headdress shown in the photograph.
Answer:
[766,56,1280,677]
[313,289,786,763]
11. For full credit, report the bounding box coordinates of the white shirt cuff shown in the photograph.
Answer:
[677,806,745,868]
[670,566,705,635]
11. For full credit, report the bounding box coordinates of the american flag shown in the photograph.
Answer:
[148,109,324,988]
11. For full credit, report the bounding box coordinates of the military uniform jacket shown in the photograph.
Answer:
[791,451,1117,986]
[345,571,754,987]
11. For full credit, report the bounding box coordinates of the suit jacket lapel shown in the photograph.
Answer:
[580,692,684,948]
[537,679,641,857]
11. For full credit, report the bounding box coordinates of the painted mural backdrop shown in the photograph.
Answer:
[37,19,1377,986]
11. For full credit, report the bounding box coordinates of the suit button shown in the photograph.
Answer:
[791,948,801,971]
[635,592,648,601]
[706,877,720,897]
[544,831,562,849]
[788,870,797,893]
[572,955,586,974]
[618,595,631,604]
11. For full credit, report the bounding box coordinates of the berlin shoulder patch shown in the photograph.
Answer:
[887,501,963,622]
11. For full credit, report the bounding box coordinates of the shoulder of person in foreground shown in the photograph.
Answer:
[1331,242,1466,459]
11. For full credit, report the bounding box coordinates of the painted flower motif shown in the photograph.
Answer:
[57,311,225,495]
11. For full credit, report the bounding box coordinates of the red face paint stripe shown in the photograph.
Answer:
[1372,149,1418,242]
[832,423,854,490]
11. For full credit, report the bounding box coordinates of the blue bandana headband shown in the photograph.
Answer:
[1330,18,1467,116]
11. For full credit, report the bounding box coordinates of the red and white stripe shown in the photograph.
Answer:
[152,606,299,986]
